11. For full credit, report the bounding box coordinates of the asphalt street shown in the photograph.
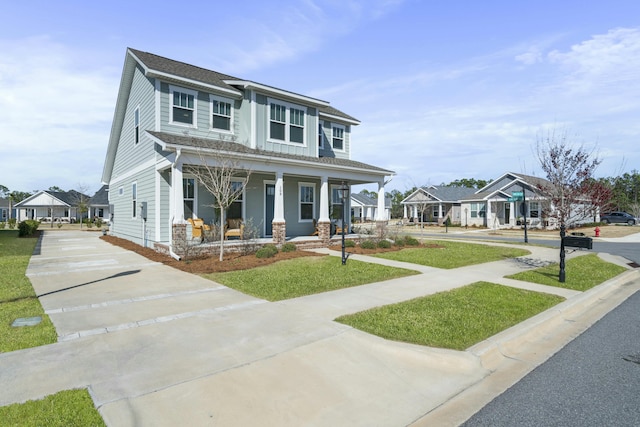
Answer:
[463,288,640,426]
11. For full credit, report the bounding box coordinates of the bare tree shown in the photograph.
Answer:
[185,146,251,261]
[72,184,92,229]
[535,128,602,228]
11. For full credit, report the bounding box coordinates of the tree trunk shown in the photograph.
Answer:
[219,208,225,262]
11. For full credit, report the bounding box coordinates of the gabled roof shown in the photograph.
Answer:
[103,48,361,184]
[401,185,476,204]
[148,131,393,176]
[89,185,109,206]
[351,193,376,206]
[15,190,90,207]
[0,198,9,209]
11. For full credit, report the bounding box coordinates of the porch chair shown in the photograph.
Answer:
[187,218,210,240]
[334,220,348,235]
[224,218,244,240]
[311,219,319,236]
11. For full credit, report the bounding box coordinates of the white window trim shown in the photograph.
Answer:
[169,85,198,128]
[132,182,137,219]
[298,182,315,223]
[332,124,346,152]
[268,98,307,146]
[209,94,234,134]
[134,105,140,145]
[183,176,198,218]
[318,122,325,149]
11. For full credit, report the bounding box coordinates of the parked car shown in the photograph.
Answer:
[601,211,638,225]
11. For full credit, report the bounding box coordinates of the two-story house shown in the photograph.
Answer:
[102,48,394,255]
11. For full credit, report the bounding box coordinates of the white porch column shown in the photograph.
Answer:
[438,203,443,219]
[273,171,285,222]
[171,160,185,223]
[319,176,330,222]
[486,200,492,227]
[376,181,386,221]
[403,204,407,219]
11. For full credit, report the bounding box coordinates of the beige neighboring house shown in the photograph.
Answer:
[401,185,476,225]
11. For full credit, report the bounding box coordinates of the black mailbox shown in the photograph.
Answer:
[563,235,593,250]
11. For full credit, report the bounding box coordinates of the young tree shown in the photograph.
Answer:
[535,128,602,227]
[185,146,251,262]
[70,184,92,229]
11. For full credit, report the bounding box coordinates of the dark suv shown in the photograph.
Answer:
[601,211,637,225]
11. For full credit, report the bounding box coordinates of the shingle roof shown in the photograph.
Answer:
[129,48,358,123]
[351,193,376,206]
[148,131,393,175]
[89,185,109,206]
[423,186,477,202]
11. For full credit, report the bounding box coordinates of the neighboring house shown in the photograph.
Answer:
[0,198,11,222]
[351,193,391,222]
[102,48,394,254]
[89,185,110,222]
[15,190,90,223]
[401,185,476,225]
[402,172,597,228]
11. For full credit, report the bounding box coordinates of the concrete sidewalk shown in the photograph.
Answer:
[0,230,638,426]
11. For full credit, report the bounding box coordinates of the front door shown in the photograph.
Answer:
[504,203,510,225]
[265,184,275,236]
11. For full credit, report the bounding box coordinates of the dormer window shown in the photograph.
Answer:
[269,99,306,145]
[170,86,197,127]
[210,95,232,132]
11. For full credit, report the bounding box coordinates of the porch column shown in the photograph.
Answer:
[171,160,185,223]
[403,204,407,219]
[272,171,286,245]
[438,203,443,219]
[376,181,386,221]
[486,200,492,228]
[318,176,331,244]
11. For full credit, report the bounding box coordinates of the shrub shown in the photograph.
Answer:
[0,221,5,229]
[281,242,297,252]
[344,239,356,248]
[377,239,392,248]
[95,218,104,228]
[404,236,420,246]
[18,220,40,237]
[360,240,376,250]
[256,244,278,258]
[8,218,16,229]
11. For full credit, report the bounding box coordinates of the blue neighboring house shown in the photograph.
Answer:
[102,48,393,254]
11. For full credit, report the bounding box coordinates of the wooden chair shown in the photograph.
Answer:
[311,219,319,236]
[187,218,210,239]
[334,221,348,235]
[224,218,244,240]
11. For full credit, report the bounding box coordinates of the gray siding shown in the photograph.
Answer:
[109,165,155,246]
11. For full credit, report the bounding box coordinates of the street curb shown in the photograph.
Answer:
[468,269,640,370]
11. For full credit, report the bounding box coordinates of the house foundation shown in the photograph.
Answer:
[272,221,286,245]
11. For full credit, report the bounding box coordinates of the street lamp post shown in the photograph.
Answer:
[339,181,350,265]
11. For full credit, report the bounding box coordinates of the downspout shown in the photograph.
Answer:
[169,149,182,260]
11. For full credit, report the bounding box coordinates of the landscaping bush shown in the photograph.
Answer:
[0,221,5,229]
[344,239,356,248]
[404,236,420,246]
[360,240,376,250]
[256,244,279,258]
[18,220,40,237]
[8,218,16,229]
[281,242,297,252]
[377,239,392,248]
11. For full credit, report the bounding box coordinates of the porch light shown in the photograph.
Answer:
[339,181,350,265]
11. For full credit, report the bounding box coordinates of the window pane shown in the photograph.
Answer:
[301,204,313,220]
[290,126,303,143]
[212,115,231,130]
[173,107,193,124]
[332,137,343,150]
[271,122,285,140]
[227,201,242,219]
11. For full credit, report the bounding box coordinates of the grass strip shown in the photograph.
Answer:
[336,281,564,350]
[204,256,419,301]
[506,253,628,291]
[0,389,105,427]
[0,230,57,352]
[373,240,530,269]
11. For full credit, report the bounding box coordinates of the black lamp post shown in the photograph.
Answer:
[339,181,350,265]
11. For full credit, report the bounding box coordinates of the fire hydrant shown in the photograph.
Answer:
[595,226,600,237]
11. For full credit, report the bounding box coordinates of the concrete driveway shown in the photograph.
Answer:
[1,230,638,426]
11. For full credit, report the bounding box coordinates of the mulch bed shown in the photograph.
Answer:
[100,235,321,274]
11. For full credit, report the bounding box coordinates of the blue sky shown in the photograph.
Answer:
[2,0,639,195]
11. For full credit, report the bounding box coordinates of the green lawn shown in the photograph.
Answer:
[204,256,420,301]
[0,230,57,352]
[373,240,530,269]
[0,389,105,427]
[506,253,628,291]
[336,281,565,350]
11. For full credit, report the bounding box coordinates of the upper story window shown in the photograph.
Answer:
[170,86,197,127]
[210,95,233,132]
[134,107,140,144]
[318,123,324,149]
[269,99,307,145]
[332,125,345,151]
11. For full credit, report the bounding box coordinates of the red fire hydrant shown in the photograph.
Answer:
[595,226,600,237]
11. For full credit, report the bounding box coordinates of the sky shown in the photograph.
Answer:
[1,0,639,196]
